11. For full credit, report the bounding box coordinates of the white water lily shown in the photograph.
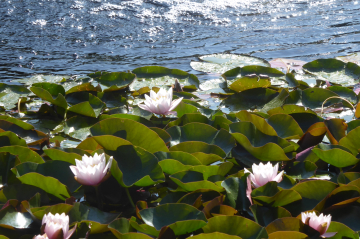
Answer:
[245,162,284,188]
[301,212,336,237]
[138,87,183,115]
[41,213,76,239]
[70,153,113,186]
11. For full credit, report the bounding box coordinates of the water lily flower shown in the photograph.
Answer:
[70,153,113,186]
[301,212,336,237]
[41,213,76,239]
[138,87,183,115]
[244,162,284,188]
[33,234,48,239]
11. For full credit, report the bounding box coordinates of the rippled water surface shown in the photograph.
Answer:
[1,0,359,80]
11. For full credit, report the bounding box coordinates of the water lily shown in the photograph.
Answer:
[70,153,113,186]
[41,213,76,239]
[33,234,48,239]
[138,87,183,116]
[301,212,336,237]
[245,162,284,188]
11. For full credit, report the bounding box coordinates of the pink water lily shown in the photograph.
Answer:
[245,162,284,188]
[301,212,337,238]
[70,153,113,186]
[41,213,76,239]
[138,87,183,115]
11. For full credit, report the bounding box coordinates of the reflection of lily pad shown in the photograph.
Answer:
[191,54,270,74]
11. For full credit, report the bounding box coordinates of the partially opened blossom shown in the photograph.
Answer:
[138,87,183,115]
[41,213,76,239]
[70,153,113,186]
[245,162,284,188]
[301,212,336,238]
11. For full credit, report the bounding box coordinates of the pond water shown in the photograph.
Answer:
[1,0,359,80]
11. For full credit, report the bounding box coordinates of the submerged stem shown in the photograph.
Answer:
[125,187,136,208]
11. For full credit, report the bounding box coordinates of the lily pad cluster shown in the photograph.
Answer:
[0,54,360,239]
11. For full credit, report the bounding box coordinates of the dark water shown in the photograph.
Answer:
[1,0,359,80]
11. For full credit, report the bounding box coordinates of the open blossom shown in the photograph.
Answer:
[41,213,76,239]
[245,162,284,188]
[138,87,183,115]
[70,153,113,186]
[301,212,336,238]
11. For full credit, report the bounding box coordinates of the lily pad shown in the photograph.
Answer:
[303,58,360,86]
[90,118,168,153]
[191,54,270,74]
[130,66,199,91]
[139,203,207,235]
[166,122,235,155]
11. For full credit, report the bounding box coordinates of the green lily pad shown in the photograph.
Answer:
[64,115,98,140]
[221,88,278,111]
[0,205,33,229]
[336,52,360,65]
[67,92,106,118]
[170,170,224,192]
[30,84,67,109]
[17,173,71,201]
[131,66,199,91]
[0,146,44,164]
[173,101,199,118]
[267,231,309,239]
[68,202,120,234]
[312,146,359,168]
[166,123,235,155]
[44,148,81,165]
[240,65,285,77]
[0,184,49,204]
[0,119,48,144]
[13,75,68,85]
[301,87,343,109]
[191,54,270,74]
[12,160,80,192]
[284,180,337,215]
[221,176,251,212]
[139,203,207,235]
[250,205,292,227]
[230,122,293,162]
[94,72,136,92]
[90,118,168,153]
[266,217,304,234]
[0,84,31,110]
[303,58,359,86]
[99,114,154,128]
[165,113,209,129]
[229,76,271,92]
[339,126,360,155]
[169,141,226,158]
[201,215,268,239]
[252,189,302,208]
[191,232,242,239]
[267,105,316,115]
[266,114,303,139]
[0,131,27,147]
[109,144,165,187]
